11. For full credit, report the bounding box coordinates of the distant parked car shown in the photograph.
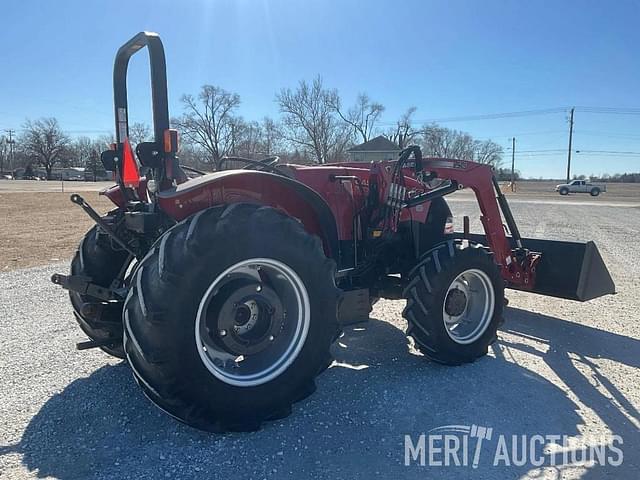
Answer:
[556,179,607,196]
[66,172,85,181]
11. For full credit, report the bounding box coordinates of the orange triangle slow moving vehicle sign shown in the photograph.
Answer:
[122,137,140,188]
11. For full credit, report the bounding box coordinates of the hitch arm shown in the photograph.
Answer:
[51,273,124,301]
[69,194,138,258]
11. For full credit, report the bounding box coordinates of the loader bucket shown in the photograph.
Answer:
[517,237,615,301]
[457,234,616,301]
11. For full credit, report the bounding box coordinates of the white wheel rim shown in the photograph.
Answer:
[195,258,310,387]
[442,268,495,345]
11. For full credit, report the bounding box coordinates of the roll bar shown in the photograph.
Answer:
[113,31,170,145]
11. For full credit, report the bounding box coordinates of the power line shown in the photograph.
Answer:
[575,149,640,155]
[575,130,640,140]
[4,128,112,134]
[376,105,640,128]
[575,106,640,115]
[377,107,569,126]
[515,149,566,153]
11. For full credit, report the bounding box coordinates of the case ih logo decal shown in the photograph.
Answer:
[453,160,468,169]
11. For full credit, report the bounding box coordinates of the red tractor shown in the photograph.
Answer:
[52,32,615,432]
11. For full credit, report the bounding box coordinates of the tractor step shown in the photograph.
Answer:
[76,338,119,351]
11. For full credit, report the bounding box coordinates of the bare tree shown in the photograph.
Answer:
[173,85,241,169]
[330,93,384,143]
[231,117,287,162]
[421,123,503,166]
[71,136,94,167]
[94,134,116,150]
[177,144,208,170]
[20,118,71,179]
[385,107,419,148]
[128,122,151,146]
[235,119,263,158]
[276,76,348,164]
[472,139,503,166]
[261,117,283,155]
[422,124,474,159]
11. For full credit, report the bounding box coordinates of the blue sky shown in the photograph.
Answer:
[1,0,639,178]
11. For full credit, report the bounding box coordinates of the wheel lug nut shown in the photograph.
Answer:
[256,285,262,292]
[268,335,275,341]
[218,329,227,337]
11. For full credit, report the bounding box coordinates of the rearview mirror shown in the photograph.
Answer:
[100,150,118,172]
[136,142,163,168]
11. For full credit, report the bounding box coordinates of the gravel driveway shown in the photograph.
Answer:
[0,199,638,479]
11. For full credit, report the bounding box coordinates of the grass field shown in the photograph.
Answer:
[0,191,114,271]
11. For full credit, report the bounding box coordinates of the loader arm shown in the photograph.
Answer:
[414,158,533,286]
[411,157,615,301]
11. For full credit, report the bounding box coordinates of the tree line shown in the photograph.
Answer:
[575,172,640,183]
[173,76,504,169]
[3,75,511,178]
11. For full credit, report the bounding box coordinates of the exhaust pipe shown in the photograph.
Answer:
[456,234,615,301]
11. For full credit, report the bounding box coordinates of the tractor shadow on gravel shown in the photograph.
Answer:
[501,307,640,479]
[10,310,639,479]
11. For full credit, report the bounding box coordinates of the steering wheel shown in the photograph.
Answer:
[243,156,279,171]
[217,156,283,175]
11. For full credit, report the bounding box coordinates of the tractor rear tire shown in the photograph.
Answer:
[403,240,504,365]
[70,225,131,358]
[123,203,339,432]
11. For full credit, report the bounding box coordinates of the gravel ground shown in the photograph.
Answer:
[0,199,638,479]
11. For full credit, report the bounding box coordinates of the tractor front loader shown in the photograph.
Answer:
[52,32,615,432]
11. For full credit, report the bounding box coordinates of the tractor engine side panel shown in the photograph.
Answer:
[287,164,430,236]
[288,166,366,241]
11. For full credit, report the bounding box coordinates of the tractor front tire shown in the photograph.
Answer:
[403,240,504,365]
[70,225,131,358]
[123,203,339,432]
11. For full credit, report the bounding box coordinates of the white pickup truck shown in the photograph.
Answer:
[556,180,607,196]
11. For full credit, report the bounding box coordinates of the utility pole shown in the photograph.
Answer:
[5,129,15,173]
[511,137,516,191]
[566,108,574,183]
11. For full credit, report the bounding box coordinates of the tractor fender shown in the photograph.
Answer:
[156,170,341,263]
[101,179,149,206]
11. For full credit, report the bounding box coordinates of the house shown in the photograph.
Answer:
[346,135,400,162]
